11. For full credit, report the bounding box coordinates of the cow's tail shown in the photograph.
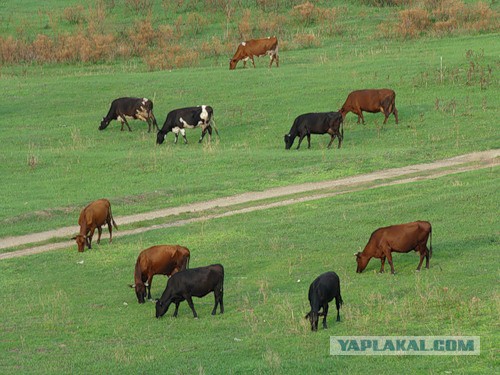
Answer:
[211,118,220,139]
[340,115,344,140]
[109,205,118,230]
[429,224,433,259]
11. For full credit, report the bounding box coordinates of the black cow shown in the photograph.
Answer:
[284,112,343,150]
[155,264,224,319]
[305,272,343,331]
[99,97,159,132]
[156,105,219,144]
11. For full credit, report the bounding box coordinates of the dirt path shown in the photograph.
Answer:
[1,150,498,260]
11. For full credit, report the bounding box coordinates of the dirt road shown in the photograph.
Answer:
[1,149,498,260]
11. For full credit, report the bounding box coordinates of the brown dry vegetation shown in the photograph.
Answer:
[379,0,499,39]
[0,0,497,69]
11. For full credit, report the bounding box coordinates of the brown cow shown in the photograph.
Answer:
[339,89,399,125]
[355,221,432,274]
[130,245,191,304]
[71,199,118,252]
[229,36,279,70]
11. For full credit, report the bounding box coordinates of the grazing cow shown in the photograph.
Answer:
[130,245,190,304]
[229,36,279,70]
[339,89,399,125]
[355,221,432,274]
[71,199,118,252]
[99,97,159,132]
[156,264,224,319]
[156,105,218,145]
[305,272,343,331]
[284,112,343,150]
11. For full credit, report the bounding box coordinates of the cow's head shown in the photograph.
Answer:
[156,132,165,145]
[155,298,170,318]
[129,283,147,304]
[338,108,347,120]
[355,252,369,273]
[284,134,294,149]
[71,234,87,252]
[99,118,109,130]
[305,311,319,331]
[229,59,238,70]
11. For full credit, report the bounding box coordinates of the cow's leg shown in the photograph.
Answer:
[337,132,342,149]
[307,133,311,149]
[173,301,180,317]
[416,245,428,271]
[146,277,153,300]
[250,56,256,68]
[322,303,329,329]
[379,256,386,273]
[393,107,399,124]
[180,128,188,144]
[184,295,198,318]
[211,291,219,315]
[335,296,341,322]
[296,134,305,150]
[123,118,132,132]
[96,226,102,244]
[384,249,396,274]
[88,228,95,249]
[275,53,279,67]
[327,134,335,149]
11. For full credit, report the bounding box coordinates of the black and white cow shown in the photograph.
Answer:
[156,105,218,145]
[99,97,159,132]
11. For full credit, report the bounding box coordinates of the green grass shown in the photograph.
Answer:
[0,31,498,238]
[0,1,499,373]
[0,168,498,374]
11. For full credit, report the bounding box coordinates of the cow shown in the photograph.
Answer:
[156,105,218,145]
[305,272,343,331]
[155,264,224,319]
[129,245,191,304]
[99,97,159,132]
[339,89,399,125]
[284,112,343,150]
[355,221,432,274]
[229,36,279,70]
[71,199,118,252]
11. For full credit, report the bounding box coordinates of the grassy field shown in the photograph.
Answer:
[0,30,498,238]
[1,168,498,373]
[0,0,499,373]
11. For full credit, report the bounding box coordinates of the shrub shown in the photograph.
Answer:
[62,5,86,25]
[292,2,317,26]
[397,8,430,39]
[292,32,321,49]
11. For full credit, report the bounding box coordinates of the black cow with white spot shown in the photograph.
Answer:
[156,105,218,145]
[99,97,159,132]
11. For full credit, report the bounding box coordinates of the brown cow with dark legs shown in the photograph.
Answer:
[355,221,432,274]
[72,199,118,252]
[229,36,279,70]
[130,245,191,304]
[339,89,399,125]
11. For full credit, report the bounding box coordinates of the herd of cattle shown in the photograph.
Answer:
[70,36,428,331]
[98,37,398,149]
[72,198,432,330]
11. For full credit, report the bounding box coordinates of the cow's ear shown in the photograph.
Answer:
[71,236,77,240]
[144,282,149,287]
[304,312,310,319]
[129,284,135,288]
